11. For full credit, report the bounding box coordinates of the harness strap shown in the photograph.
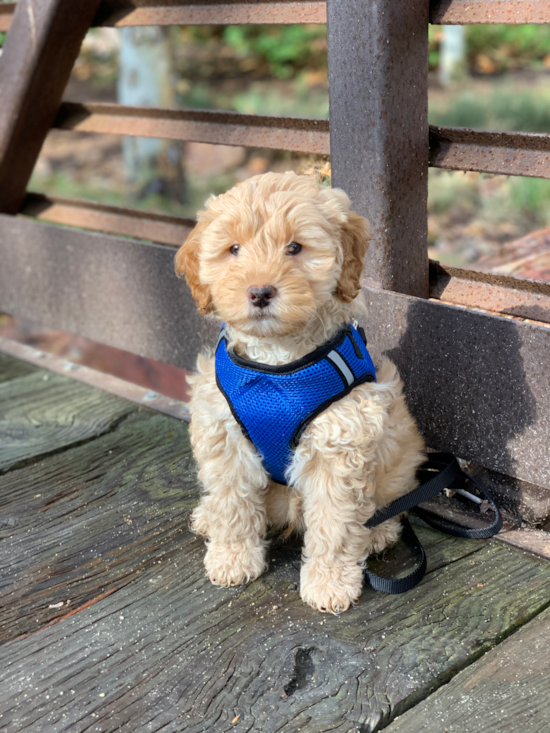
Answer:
[363,453,503,594]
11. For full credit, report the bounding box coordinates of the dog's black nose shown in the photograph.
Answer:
[247,285,277,309]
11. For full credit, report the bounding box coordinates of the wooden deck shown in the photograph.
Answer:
[1,353,550,733]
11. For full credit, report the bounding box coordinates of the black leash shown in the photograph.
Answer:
[363,453,503,594]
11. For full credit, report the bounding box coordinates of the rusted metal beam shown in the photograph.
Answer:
[0,3,14,32]
[3,0,549,31]
[0,336,191,422]
[327,0,429,298]
[0,0,102,216]
[1,215,549,491]
[21,193,194,247]
[429,260,550,324]
[54,102,330,154]
[0,336,192,422]
[94,0,326,25]
[21,196,550,325]
[430,126,550,180]
[363,285,550,491]
[430,0,550,24]
[0,215,217,372]
[54,104,550,182]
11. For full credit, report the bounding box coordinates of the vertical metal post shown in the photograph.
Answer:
[327,0,429,298]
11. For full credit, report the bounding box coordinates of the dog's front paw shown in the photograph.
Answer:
[300,559,363,614]
[190,503,210,537]
[204,540,268,587]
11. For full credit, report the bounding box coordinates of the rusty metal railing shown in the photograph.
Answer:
[3,1,550,31]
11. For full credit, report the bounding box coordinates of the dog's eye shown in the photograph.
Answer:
[286,242,302,255]
[229,244,240,256]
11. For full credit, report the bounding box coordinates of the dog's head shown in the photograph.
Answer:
[175,172,371,337]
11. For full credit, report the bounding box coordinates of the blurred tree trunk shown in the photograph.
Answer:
[118,27,187,202]
[439,26,467,86]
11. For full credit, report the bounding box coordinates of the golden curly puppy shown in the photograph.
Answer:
[175,172,425,613]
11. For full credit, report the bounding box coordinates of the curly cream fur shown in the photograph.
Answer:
[178,172,425,613]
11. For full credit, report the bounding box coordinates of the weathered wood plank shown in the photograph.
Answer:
[0,370,136,472]
[385,605,550,733]
[0,410,198,644]
[1,383,549,731]
[0,530,549,731]
[0,352,40,383]
[0,402,482,646]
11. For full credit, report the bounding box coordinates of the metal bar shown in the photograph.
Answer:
[21,193,194,247]
[0,0,102,216]
[0,215,218,372]
[0,336,191,422]
[429,260,550,324]
[1,215,548,491]
[6,0,550,28]
[94,0,326,25]
[53,105,550,179]
[363,285,550,491]
[21,197,550,325]
[327,0,429,298]
[430,0,550,25]
[0,4,15,32]
[54,102,330,154]
[430,126,550,180]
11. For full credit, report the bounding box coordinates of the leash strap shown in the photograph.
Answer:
[363,453,503,594]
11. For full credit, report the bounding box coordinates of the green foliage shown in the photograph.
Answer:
[429,24,550,73]
[467,24,550,70]
[221,25,326,78]
[0,32,5,48]
[175,24,327,80]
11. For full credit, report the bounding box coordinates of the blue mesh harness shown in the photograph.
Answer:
[215,323,376,484]
[214,322,504,596]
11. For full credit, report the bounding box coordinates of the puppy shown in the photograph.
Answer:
[175,172,425,613]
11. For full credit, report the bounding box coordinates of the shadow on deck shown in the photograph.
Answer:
[1,352,549,733]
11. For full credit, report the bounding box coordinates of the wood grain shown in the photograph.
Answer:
[0,370,136,472]
[0,411,197,644]
[1,357,550,732]
[0,352,39,383]
[1,523,549,731]
[385,606,550,733]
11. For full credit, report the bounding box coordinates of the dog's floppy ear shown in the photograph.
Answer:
[174,220,214,315]
[335,211,371,303]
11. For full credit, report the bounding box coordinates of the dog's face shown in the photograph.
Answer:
[175,172,371,337]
